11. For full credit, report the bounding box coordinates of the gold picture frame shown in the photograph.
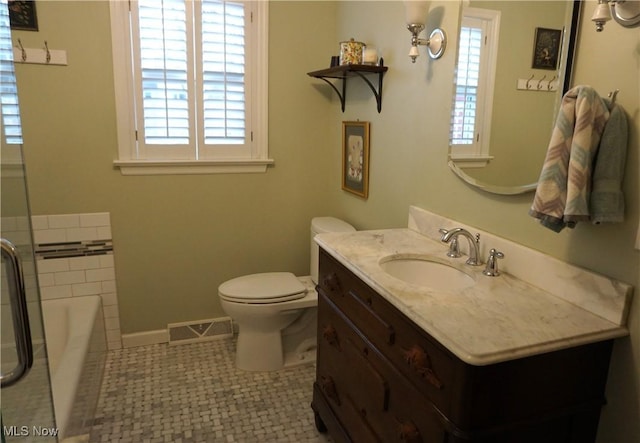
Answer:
[342,121,370,199]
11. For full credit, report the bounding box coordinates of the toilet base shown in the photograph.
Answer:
[283,344,317,369]
[235,330,284,372]
[235,332,317,372]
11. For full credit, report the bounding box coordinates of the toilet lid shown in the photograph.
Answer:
[218,272,307,304]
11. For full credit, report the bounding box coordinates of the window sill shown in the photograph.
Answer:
[448,155,494,168]
[113,159,275,176]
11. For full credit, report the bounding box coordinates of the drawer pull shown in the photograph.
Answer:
[403,345,443,390]
[322,273,341,293]
[397,419,421,443]
[319,375,340,405]
[322,325,340,349]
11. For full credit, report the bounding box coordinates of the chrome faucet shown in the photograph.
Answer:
[438,229,461,258]
[440,228,481,266]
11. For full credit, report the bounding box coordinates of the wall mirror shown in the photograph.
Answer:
[448,0,581,195]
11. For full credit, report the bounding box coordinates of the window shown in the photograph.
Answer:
[0,0,23,146]
[449,8,500,166]
[110,0,271,175]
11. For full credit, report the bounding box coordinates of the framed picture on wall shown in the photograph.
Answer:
[8,0,39,31]
[531,27,562,70]
[342,121,370,199]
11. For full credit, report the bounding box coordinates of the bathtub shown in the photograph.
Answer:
[42,296,107,440]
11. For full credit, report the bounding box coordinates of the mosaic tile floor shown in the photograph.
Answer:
[89,338,332,443]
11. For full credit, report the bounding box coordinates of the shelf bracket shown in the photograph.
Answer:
[317,77,347,112]
[307,62,388,113]
[350,70,384,113]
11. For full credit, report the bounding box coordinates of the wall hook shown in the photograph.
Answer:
[17,39,26,62]
[526,74,535,90]
[547,75,557,90]
[537,75,547,90]
[44,41,51,64]
[608,89,619,104]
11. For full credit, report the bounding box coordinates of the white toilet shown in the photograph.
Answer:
[218,217,355,371]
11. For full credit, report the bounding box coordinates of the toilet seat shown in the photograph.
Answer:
[218,272,307,304]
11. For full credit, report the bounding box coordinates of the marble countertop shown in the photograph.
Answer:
[315,228,630,366]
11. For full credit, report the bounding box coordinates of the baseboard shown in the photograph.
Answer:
[121,317,235,348]
[121,329,168,348]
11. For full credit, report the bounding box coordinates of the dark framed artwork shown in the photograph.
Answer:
[531,27,562,70]
[342,121,370,199]
[8,1,39,31]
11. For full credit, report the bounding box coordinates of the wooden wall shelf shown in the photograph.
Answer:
[307,61,388,113]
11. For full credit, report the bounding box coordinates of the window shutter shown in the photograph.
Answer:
[112,0,268,170]
[137,0,191,146]
[201,0,246,145]
[0,0,23,145]
[450,26,482,145]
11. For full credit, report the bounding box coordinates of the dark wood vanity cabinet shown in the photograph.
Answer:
[311,249,614,443]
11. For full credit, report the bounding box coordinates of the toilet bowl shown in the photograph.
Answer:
[218,217,355,371]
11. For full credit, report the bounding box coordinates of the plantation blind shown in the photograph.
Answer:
[138,0,191,146]
[450,25,482,146]
[200,0,245,145]
[134,0,247,158]
[0,0,23,145]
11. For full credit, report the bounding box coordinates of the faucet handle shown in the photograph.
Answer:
[483,248,504,277]
[438,229,462,258]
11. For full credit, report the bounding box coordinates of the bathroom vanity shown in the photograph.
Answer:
[310,208,632,443]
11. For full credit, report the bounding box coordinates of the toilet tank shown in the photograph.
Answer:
[310,217,356,284]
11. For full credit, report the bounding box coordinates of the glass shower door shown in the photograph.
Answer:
[1,0,57,440]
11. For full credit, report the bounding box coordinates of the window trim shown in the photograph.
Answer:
[109,0,272,175]
[449,7,500,167]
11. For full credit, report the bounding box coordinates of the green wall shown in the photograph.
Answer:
[14,0,340,332]
[12,1,639,442]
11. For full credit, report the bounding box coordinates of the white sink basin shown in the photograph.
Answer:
[379,255,475,292]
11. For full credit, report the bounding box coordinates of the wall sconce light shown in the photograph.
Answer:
[404,1,447,62]
[592,0,640,32]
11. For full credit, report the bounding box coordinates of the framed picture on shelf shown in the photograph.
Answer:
[342,121,370,199]
[531,27,562,70]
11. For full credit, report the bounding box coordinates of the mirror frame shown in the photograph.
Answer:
[449,0,582,195]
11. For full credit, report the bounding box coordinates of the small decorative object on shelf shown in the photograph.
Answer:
[307,59,388,113]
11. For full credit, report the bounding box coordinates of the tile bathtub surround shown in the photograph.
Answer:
[32,212,122,350]
[90,339,332,443]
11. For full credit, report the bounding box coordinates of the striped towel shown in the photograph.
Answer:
[529,85,610,232]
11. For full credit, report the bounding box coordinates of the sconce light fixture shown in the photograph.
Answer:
[404,0,447,62]
[592,0,640,32]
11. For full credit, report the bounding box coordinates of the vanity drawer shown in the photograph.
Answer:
[317,292,448,442]
[318,249,458,416]
[318,250,396,346]
[316,293,388,442]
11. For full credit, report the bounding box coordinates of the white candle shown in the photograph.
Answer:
[363,47,378,65]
